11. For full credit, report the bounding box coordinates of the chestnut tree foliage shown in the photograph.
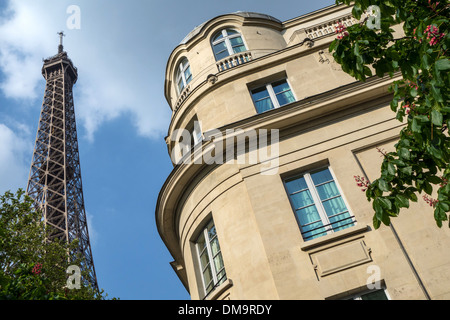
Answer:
[0,189,104,300]
[329,0,449,228]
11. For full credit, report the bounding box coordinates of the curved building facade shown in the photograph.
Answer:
[155,5,450,300]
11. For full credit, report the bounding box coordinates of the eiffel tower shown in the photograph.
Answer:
[26,32,97,290]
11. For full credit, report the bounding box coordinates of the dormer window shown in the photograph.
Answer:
[176,57,192,95]
[211,28,246,61]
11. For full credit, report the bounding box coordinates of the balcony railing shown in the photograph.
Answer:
[216,51,253,72]
[301,215,356,241]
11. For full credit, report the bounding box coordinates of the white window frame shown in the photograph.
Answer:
[195,221,226,297]
[211,28,246,61]
[175,58,192,95]
[251,79,296,112]
[285,166,355,240]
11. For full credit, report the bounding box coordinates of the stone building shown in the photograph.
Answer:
[155,4,450,300]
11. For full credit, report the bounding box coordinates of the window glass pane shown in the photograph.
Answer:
[251,86,269,101]
[361,290,388,300]
[232,45,246,54]
[184,66,192,84]
[271,80,295,106]
[197,232,206,251]
[230,37,246,53]
[210,237,221,256]
[276,90,295,106]
[316,181,340,200]
[254,98,274,113]
[285,176,308,194]
[213,252,225,276]
[226,29,238,35]
[300,220,327,240]
[216,269,226,284]
[213,41,227,53]
[207,222,216,239]
[193,126,202,145]
[180,58,189,69]
[296,205,321,229]
[199,250,210,269]
[214,49,229,60]
[322,196,347,217]
[213,32,224,42]
[272,80,290,94]
[229,36,243,46]
[329,211,353,231]
[177,78,184,93]
[203,266,213,289]
[311,168,334,185]
[290,190,314,209]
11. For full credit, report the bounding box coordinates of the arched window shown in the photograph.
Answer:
[211,28,246,61]
[175,57,192,94]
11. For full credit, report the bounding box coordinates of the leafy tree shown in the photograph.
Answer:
[329,0,449,228]
[0,189,106,300]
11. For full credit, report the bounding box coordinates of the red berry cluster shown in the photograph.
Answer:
[335,22,349,40]
[402,102,415,115]
[425,25,445,46]
[32,263,42,275]
[439,176,448,188]
[354,175,370,192]
[428,0,440,11]
[423,194,439,207]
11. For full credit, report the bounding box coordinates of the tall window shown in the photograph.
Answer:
[251,79,295,113]
[211,28,246,61]
[185,116,202,148]
[176,58,192,94]
[284,167,355,241]
[195,220,226,297]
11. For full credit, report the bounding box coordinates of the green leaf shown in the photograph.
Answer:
[379,197,393,210]
[405,188,418,202]
[411,117,421,133]
[373,214,381,229]
[399,166,412,175]
[378,179,390,192]
[423,182,433,195]
[431,110,443,126]
[387,162,396,175]
[421,54,430,70]
[431,82,443,103]
[395,194,410,208]
[398,148,410,160]
[435,58,450,71]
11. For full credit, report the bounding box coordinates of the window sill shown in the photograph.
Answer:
[300,225,370,252]
[203,279,233,300]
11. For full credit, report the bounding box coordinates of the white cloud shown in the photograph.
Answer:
[0,123,30,194]
[0,0,170,142]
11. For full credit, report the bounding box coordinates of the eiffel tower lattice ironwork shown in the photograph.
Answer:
[26,32,98,290]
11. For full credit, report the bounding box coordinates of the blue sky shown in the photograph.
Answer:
[0,0,335,300]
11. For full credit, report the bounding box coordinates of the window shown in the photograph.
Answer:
[284,167,355,241]
[251,79,295,113]
[346,289,390,300]
[185,116,202,148]
[211,28,246,61]
[195,220,227,297]
[175,58,192,94]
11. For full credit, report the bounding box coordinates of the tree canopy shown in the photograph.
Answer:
[0,189,106,300]
[329,0,449,228]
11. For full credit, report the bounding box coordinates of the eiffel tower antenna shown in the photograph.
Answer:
[57,31,65,53]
